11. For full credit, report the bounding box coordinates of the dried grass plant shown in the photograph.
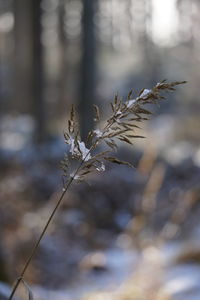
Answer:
[8,80,186,300]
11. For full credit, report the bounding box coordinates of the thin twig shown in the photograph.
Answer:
[8,181,70,300]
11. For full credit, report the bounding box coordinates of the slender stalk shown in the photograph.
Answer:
[8,143,97,300]
[8,178,73,300]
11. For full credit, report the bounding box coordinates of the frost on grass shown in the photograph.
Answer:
[126,99,136,108]
[61,80,186,188]
[126,89,151,108]
[70,139,91,161]
[96,162,106,172]
[139,88,151,98]
[94,129,103,138]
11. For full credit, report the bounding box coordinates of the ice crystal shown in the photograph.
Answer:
[77,141,91,161]
[94,129,103,138]
[68,137,91,161]
[96,162,106,172]
[127,98,136,108]
[139,89,151,98]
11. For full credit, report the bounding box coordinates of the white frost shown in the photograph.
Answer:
[70,174,81,180]
[96,163,105,172]
[68,137,91,161]
[94,129,103,138]
[139,89,151,98]
[77,141,91,161]
[126,89,151,108]
[69,138,78,156]
[115,110,122,116]
[127,98,136,108]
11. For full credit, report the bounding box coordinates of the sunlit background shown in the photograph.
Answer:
[0,1,200,300]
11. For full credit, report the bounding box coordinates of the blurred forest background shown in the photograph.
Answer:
[1,1,200,300]
[1,0,200,145]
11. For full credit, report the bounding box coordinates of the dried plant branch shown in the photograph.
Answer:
[8,80,186,300]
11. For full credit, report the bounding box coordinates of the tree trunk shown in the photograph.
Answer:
[14,0,33,113]
[79,0,97,141]
[14,0,46,143]
[31,0,46,143]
